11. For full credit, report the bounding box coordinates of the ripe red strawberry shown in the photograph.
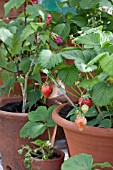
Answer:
[75,116,87,131]
[78,97,92,108]
[41,84,53,98]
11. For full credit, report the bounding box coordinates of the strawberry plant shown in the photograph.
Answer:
[19,105,57,168]
[38,26,113,130]
[0,0,71,112]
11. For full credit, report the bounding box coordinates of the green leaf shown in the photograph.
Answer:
[38,50,63,69]
[20,121,46,139]
[0,48,7,67]
[50,39,60,50]
[80,0,99,9]
[92,82,113,106]
[66,107,78,118]
[61,154,93,170]
[19,58,31,73]
[75,33,100,46]
[87,118,100,126]
[75,58,97,72]
[53,23,70,40]
[4,0,25,17]
[28,106,48,123]
[20,25,35,41]
[100,0,113,9]
[30,22,45,30]
[46,105,57,127]
[78,77,98,90]
[68,0,80,6]
[58,65,79,86]
[60,1,68,7]
[72,16,87,27]
[93,162,113,168]
[86,52,109,68]
[1,71,15,85]
[99,53,113,77]
[11,35,22,56]
[32,139,47,147]
[27,89,41,107]
[61,50,83,60]
[98,119,112,128]
[102,111,113,117]
[26,4,47,19]
[85,106,98,118]
[0,28,13,43]
[39,35,49,44]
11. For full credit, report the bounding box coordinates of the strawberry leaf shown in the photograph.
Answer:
[61,153,93,170]
[99,53,113,77]
[53,23,70,40]
[58,65,79,86]
[92,82,113,106]
[38,50,63,69]
[20,122,46,139]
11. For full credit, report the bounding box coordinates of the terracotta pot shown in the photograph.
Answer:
[0,0,23,22]
[0,97,56,170]
[52,103,113,170]
[31,149,65,170]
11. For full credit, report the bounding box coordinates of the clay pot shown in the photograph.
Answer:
[0,97,56,170]
[52,103,113,170]
[31,149,65,170]
[0,0,23,22]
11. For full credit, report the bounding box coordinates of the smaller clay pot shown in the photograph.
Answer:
[31,149,65,170]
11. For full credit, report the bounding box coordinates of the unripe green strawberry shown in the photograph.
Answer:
[81,104,89,114]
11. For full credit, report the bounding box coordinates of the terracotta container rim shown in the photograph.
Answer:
[0,96,28,117]
[52,103,113,138]
[31,149,65,162]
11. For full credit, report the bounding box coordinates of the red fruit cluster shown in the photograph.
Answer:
[46,14,52,26]
[78,97,93,108]
[24,0,38,10]
[41,84,53,98]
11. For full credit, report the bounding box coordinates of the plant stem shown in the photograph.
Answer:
[70,86,81,96]
[48,73,75,108]
[4,43,20,75]
[22,55,37,113]
[55,1,66,22]
[0,66,18,73]
[63,87,79,98]
[96,106,104,119]
[47,127,51,143]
